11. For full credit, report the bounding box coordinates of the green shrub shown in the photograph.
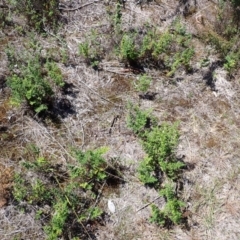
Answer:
[127,103,156,137]
[78,30,102,68]
[45,61,65,87]
[138,156,158,186]
[150,183,185,225]
[150,204,166,225]
[142,124,179,163]
[44,200,69,240]
[138,123,184,184]
[12,145,120,239]
[138,21,194,75]
[6,45,64,113]
[7,57,53,113]
[135,74,152,92]
[12,174,28,202]
[152,31,173,57]
[119,34,139,63]
[10,0,60,31]
[69,147,109,190]
[224,52,239,72]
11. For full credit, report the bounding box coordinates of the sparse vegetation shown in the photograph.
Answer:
[6,42,64,113]
[12,147,121,239]
[1,0,240,239]
[150,183,185,226]
[127,103,156,137]
[134,74,152,92]
[127,104,186,226]
[8,0,60,31]
[78,30,102,68]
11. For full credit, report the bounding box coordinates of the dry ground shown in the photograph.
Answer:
[0,0,240,239]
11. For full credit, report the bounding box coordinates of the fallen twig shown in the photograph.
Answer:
[59,0,101,11]
[136,196,162,213]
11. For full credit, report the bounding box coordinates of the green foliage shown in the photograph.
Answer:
[138,156,158,185]
[7,57,53,113]
[12,145,118,239]
[150,204,166,225]
[10,0,60,31]
[85,207,103,221]
[29,179,52,204]
[139,30,155,57]
[127,103,156,137]
[142,124,179,162]
[69,147,108,190]
[152,31,173,57]
[119,34,139,63]
[150,183,185,225]
[135,74,152,92]
[224,52,239,72]
[12,174,28,202]
[22,156,51,173]
[44,200,69,240]
[6,43,64,113]
[138,123,184,183]
[78,30,102,68]
[167,48,194,76]
[138,21,195,75]
[159,183,185,224]
[127,106,186,226]
[45,61,65,87]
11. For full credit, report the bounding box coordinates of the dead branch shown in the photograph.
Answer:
[136,196,162,213]
[59,0,101,11]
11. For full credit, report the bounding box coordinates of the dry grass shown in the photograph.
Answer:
[0,0,240,239]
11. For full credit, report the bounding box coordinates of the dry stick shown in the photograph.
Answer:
[109,115,119,134]
[59,0,101,11]
[136,196,162,213]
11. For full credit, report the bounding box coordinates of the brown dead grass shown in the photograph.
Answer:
[0,0,240,239]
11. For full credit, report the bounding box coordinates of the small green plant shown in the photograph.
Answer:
[69,147,109,190]
[138,123,184,185]
[6,44,65,113]
[29,179,52,204]
[142,123,179,162]
[12,145,121,239]
[127,103,156,137]
[78,30,102,68]
[7,58,53,113]
[150,204,166,225]
[152,31,173,57]
[119,34,138,63]
[150,183,185,225]
[127,110,186,226]
[135,74,152,92]
[12,174,28,202]
[45,61,65,87]
[139,29,155,57]
[138,156,158,186]
[167,48,194,76]
[44,200,69,240]
[224,52,239,72]
[11,0,60,31]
